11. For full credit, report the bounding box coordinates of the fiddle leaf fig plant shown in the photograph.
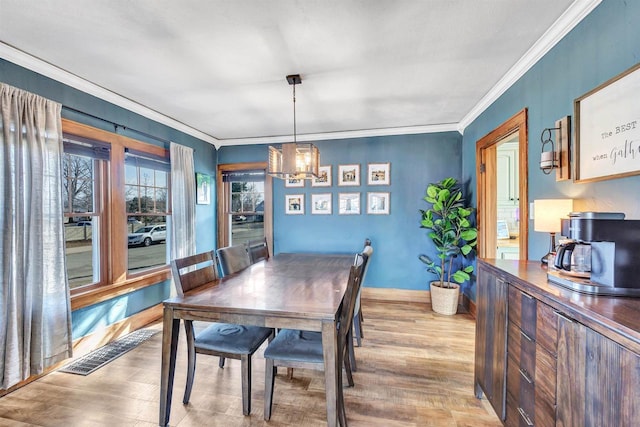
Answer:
[419,177,478,288]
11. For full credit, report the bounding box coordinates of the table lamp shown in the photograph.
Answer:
[533,199,573,265]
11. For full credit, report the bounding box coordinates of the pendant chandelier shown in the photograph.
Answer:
[267,74,319,179]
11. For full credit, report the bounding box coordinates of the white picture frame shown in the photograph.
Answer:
[285,175,305,188]
[338,192,360,215]
[338,164,360,186]
[311,193,332,215]
[367,162,390,185]
[285,194,304,214]
[311,165,332,187]
[367,192,390,215]
[497,220,510,239]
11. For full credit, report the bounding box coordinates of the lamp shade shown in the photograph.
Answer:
[268,142,319,179]
[533,199,573,233]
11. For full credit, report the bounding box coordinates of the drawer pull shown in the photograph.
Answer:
[519,367,533,384]
[520,330,533,342]
[518,407,534,426]
[521,292,534,300]
[556,311,574,323]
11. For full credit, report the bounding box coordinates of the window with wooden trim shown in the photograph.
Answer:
[62,119,171,299]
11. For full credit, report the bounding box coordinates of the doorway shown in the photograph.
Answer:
[476,109,529,260]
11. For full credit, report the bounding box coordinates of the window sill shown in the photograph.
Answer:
[71,267,171,311]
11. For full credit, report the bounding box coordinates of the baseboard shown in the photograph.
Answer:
[362,287,431,303]
[0,303,163,397]
[463,293,477,318]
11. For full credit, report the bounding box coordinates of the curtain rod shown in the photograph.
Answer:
[62,105,174,146]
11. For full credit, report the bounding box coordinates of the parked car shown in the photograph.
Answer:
[128,224,166,247]
[76,221,92,227]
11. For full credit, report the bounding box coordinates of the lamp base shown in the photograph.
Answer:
[540,251,556,265]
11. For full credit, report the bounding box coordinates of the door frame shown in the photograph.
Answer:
[216,162,273,251]
[476,108,529,260]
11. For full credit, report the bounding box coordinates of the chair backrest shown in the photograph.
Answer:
[338,253,366,344]
[247,237,269,264]
[217,244,252,277]
[171,250,218,296]
[361,243,374,284]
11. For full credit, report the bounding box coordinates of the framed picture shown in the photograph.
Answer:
[285,174,305,188]
[367,162,390,185]
[497,220,510,239]
[195,173,211,205]
[574,62,640,183]
[285,194,304,215]
[338,164,360,186]
[338,192,360,215]
[311,165,332,187]
[367,192,390,215]
[311,193,332,214]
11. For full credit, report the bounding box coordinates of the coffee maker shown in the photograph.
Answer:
[547,212,640,296]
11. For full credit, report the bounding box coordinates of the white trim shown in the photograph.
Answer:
[457,0,602,133]
[215,123,459,146]
[0,42,220,147]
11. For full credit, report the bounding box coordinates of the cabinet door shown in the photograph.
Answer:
[557,314,640,427]
[474,264,509,420]
[496,149,516,206]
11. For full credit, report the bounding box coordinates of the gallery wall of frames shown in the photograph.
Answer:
[283,163,391,216]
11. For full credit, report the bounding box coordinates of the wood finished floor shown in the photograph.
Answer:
[0,300,501,426]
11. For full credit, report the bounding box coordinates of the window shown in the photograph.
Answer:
[226,170,264,245]
[217,163,272,250]
[125,150,171,274]
[62,135,108,288]
[62,119,171,299]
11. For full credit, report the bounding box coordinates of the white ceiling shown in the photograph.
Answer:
[0,1,600,147]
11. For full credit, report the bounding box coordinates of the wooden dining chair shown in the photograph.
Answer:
[171,250,274,415]
[216,244,251,276]
[353,239,373,346]
[348,240,373,372]
[247,237,269,264]
[263,253,366,426]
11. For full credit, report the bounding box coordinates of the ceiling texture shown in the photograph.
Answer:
[0,1,601,147]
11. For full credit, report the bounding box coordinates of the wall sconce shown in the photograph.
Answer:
[540,116,571,181]
[267,74,319,179]
[533,198,574,265]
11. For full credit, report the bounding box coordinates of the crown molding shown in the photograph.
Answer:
[457,0,602,133]
[0,42,220,146]
[215,123,460,147]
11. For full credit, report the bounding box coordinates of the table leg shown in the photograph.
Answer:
[322,320,339,427]
[159,307,180,426]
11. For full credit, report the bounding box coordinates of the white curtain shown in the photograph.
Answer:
[0,83,72,389]
[170,142,196,261]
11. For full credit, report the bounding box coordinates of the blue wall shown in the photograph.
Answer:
[462,0,640,299]
[1,58,218,337]
[220,132,464,291]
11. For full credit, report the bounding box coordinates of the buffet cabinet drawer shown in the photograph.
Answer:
[506,287,558,426]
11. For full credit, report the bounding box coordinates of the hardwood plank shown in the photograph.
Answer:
[0,297,500,427]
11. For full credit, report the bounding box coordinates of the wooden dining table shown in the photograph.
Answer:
[159,252,354,426]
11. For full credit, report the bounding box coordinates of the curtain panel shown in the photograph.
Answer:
[170,142,196,261]
[0,83,72,389]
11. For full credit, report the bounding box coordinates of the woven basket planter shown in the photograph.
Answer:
[430,281,460,315]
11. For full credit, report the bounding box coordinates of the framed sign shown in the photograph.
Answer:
[367,162,390,185]
[575,62,640,183]
[285,194,304,215]
[285,174,304,188]
[311,165,332,187]
[338,164,360,186]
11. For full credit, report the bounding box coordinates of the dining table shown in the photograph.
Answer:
[159,252,355,426]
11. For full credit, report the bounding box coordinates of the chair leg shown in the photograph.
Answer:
[353,314,363,347]
[219,356,226,368]
[337,352,349,427]
[344,344,355,387]
[347,328,357,374]
[287,367,294,379]
[241,354,251,415]
[264,358,276,420]
[183,345,196,404]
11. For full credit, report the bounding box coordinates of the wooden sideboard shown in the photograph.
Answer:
[474,259,640,426]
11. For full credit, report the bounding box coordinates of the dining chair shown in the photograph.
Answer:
[263,253,366,426]
[348,240,373,372]
[353,239,373,347]
[217,244,251,276]
[171,250,274,415]
[247,237,269,264]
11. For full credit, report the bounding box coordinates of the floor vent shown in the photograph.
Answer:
[59,328,159,376]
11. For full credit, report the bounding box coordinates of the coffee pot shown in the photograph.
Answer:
[553,241,591,275]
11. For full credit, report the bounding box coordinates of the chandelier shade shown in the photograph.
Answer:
[268,74,319,179]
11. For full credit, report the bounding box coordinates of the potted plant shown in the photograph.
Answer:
[419,177,477,315]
